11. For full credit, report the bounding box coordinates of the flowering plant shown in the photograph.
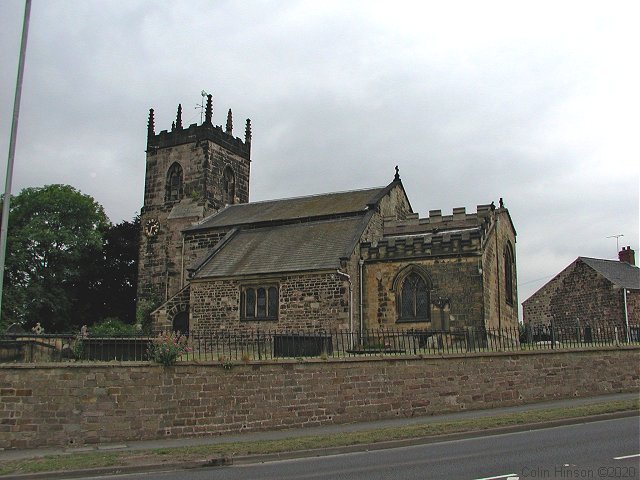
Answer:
[148,331,191,367]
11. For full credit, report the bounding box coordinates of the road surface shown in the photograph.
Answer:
[77,416,640,480]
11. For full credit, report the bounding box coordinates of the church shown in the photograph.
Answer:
[137,93,519,337]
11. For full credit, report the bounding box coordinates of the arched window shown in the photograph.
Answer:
[166,163,183,202]
[394,266,431,323]
[222,166,235,205]
[504,242,515,306]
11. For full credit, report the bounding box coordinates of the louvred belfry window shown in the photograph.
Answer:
[222,166,235,205]
[166,163,183,202]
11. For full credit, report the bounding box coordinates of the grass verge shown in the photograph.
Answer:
[1,398,638,476]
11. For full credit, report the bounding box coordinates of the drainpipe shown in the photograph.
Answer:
[494,216,501,332]
[180,236,185,289]
[359,258,365,345]
[336,270,353,348]
[623,288,630,343]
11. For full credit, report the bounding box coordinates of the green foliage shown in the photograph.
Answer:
[1,185,141,333]
[518,323,529,344]
[2,185,110,332]
[136,296,160,334]
[148,331,190,367]
[221,360,234,370]
[71,338,85,360]
[89,317,139,337]
[97,217,140,325]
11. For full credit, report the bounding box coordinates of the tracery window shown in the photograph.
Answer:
[395,268,431,323]
[504,242,515,306]
[241,285,278,320]
[166,163,183,202]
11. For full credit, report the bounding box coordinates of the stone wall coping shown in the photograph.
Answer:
[2,345,637,370]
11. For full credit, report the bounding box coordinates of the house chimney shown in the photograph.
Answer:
[618,246,635,265]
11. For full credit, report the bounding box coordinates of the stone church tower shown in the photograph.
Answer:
[137,93,252,304]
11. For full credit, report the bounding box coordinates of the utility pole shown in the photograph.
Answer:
[0,0,32,319]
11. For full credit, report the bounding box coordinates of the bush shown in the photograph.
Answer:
[136,298,160,334]
[148,331,190,367]
[90,318,138,337]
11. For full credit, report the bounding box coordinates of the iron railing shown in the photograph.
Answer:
[1,323,638,363]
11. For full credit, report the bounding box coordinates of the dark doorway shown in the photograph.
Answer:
[172,311,189,335]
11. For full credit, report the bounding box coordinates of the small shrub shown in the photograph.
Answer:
[148,331,190,367]
[136,297,160,334]
[71,339,84,360]
[221,360,234,370]
[90,318,138,337]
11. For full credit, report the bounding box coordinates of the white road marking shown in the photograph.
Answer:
[614,453,640,460]
[473,475,519,480]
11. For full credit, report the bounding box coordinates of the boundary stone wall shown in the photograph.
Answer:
[1,347,638,449]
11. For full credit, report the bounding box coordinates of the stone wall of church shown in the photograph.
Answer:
[378,182,412,220]
[360,256,484,330]
[481,209,518,330]
[189,271,349,334]
[138,121,251,305]
[183,228,232,277]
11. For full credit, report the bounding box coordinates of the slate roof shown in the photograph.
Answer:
[192,216,369,278]
[186,185,392,231]
[580,257,640,289]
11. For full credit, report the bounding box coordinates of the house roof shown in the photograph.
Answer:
[191,215,370,279]
[185,184,396,231]
[579,257,640,290]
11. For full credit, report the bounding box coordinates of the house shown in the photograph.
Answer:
[137,93,519,337]
[522,247,639,335]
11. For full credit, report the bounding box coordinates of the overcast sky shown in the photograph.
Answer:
[1,0,638,310]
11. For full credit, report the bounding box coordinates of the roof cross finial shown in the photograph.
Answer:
[226,109,233,134]
[394,165,400,181]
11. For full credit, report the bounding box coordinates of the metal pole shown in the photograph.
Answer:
[0,0,32,320]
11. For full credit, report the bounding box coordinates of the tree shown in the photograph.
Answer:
[1,185,110,332]
[97,216,139,324]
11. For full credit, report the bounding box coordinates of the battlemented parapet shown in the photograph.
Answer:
[147,96,251,160]
[362,205,501,261]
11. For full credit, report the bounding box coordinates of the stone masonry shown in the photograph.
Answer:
[137,94,251,304]
[1,347,638,449]
[361,204,518,332]
[523,257,640,330]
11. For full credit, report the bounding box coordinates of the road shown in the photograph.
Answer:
[78,416,639,480]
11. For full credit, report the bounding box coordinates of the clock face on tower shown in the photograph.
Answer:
[144,219,160,238]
